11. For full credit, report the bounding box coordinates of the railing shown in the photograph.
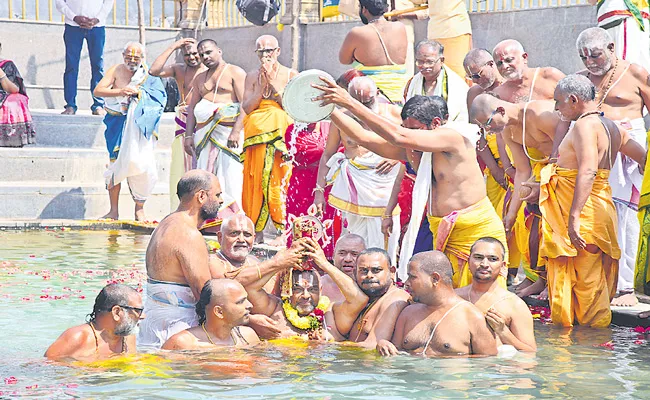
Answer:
[1,0,590,27]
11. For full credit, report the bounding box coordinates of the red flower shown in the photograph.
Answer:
[633,326,646,333]
[4,377,17,384]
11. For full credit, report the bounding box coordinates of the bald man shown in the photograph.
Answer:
[377,251,497,357]
[242,35,297,244]
[162,279,260,349]
[139,170,223,348]
[314,76,403,264]
[320,234,367,303]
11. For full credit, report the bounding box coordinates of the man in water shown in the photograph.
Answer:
[321,234,367,303]
[185,39,248,220]
[162,279,260,349]
[138,170,222,348]
[456,238,536,352]
[376,251,497,357]
[94,41,167,221]
[242,35,297,244]
[339,0,409,103]
[149,37,205,211]
[45,284,144,360]
[576,27,650,306]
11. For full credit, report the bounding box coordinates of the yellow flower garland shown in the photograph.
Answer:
[282,296,330,331]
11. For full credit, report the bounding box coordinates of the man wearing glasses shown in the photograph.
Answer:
[241,35,297,244]
[93,42,167,222]
[45,284,145,360]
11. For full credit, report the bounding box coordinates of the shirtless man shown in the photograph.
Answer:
[376,251,498,357]
[320,234,367,303]
[465,48,505,107]
[575,27,650,306]
[314,81,508,289]
[162,279,260,350]
[46,284,144,360]
[456,238,536,352]
[184,39,247,214]
[327,248,410,349]
[245,238,368,339]
[138,170,222,348]
[149,37,206,210]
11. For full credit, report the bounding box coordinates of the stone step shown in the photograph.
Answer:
[0,147,172,185]
[0,181,171,221]
[29,110,178,150]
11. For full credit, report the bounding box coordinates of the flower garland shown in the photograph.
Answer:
[282,296,330,331]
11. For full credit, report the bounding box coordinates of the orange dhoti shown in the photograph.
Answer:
[242,100,292,232]
[539,164,620,328]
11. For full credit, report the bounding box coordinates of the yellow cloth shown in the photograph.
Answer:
[427,0,472,39]
[539,164,620,327]
[432,34,472,81]
[636,132,650,294]
[352,62,409,104]
[242,100,292,232]
[427,196,508,288]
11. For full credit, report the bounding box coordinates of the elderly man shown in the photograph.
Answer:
[321,234,367,303]
[576,27,650,306]
[325,248,410,349]
[543,74,646,327]
[314,77,403,263]
[45,284,144,360]
[56,0,113,115]
[404,40,469,122]
[149,37,205,211]
[339,0,409,104]
[242,35,297,243]
[315,81,508,288]
[185,40,248,221]
[465,48,505,106]
[377,251,497,357]
[456,238,536,352]
[162,279,260,349]
[94,42,167,221]
[138,170,223,348]
[244,238,368,339]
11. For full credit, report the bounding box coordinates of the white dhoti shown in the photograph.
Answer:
[326,152,401,264]
[598,1,650,72]
[138,279,198,349]
[194,100,243,210]
[610,118,647,292]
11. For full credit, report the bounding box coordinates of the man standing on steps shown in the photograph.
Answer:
[56,0,114,116]
[94,42,167,221]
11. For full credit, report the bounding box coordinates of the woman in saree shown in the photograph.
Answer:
[0,43,35,147]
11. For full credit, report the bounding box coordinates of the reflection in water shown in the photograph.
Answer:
[1,230,650,398]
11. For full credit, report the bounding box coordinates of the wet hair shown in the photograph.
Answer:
[197,38,218,49]
[469,237,506,259]
[556,74,596,102]
[359,0,388,16]
[410,251,453,285]
[401,95,449,125]
[336,69,366,89]
[463,48,493,68]
[87,284,139,322]
[176,171,213,200]
[576,27,613,51]
[415,40,444,56]
[195,280,215,325]
[357,247,391,267]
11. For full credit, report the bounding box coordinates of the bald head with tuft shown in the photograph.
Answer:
[463,48,493,69]
[409,251,453,285]
[176,169,218,201]
[469,94,505,123]
[196,279,247,324]
[493,39,525,56]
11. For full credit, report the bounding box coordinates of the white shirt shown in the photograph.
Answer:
[55,0,114,27]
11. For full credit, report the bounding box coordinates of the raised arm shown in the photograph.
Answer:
[149,38,196,77]
[176,230,213,299]
[218,245,303,287]
[360,294,409,349]
[468,308,498,356]
[242,70,263,114]
[332,110,408,159]
[485,300,537,352]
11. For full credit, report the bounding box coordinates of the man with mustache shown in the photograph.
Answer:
[321,234,367,303]
[46,284,145,360]
[149,37,206,211]
[185,40,248,222]
[339,0,409,104]
[575,27,650,306]
[377,251,497,357]
[162,279,260,349]
[94,42,167,221]
[242,35,297,244]
[456,238,536,352]
[139,170,224,348]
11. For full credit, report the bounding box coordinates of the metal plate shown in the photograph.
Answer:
[283,69,335,123]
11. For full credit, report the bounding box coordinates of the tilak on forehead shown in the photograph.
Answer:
[293,270,318,287]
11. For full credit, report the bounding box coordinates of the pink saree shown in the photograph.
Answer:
[0,60,34,147]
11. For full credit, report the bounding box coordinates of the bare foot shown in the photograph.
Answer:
[255,231,264,244]
[134,203,146,221]
[517,278,546,298]
[611,292,639,307]
[514,278,533,294]
[534,287,548,301]
[100,211,119,220]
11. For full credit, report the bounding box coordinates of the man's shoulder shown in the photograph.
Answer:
[627,62,650,83]
[540,66,565,81]
[239,325,261,343]
[163,328,199,350]
[60,323,93,343]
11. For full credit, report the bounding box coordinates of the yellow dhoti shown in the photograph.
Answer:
[539,164,620,328]
[636,131,650,294]
[242,100,292,232]
[427,196,508,288]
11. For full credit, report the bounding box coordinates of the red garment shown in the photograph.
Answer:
[284,122,336,257]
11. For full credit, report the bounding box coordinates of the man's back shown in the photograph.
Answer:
[341,21,408,66]
[504,100,558,156]
[557,115,621,170]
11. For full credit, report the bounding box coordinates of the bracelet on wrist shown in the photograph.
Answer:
[381,215,392,220]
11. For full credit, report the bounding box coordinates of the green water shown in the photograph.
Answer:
[1,230,650,399]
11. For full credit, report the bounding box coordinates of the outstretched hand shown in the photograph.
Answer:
[312,76,354,109]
